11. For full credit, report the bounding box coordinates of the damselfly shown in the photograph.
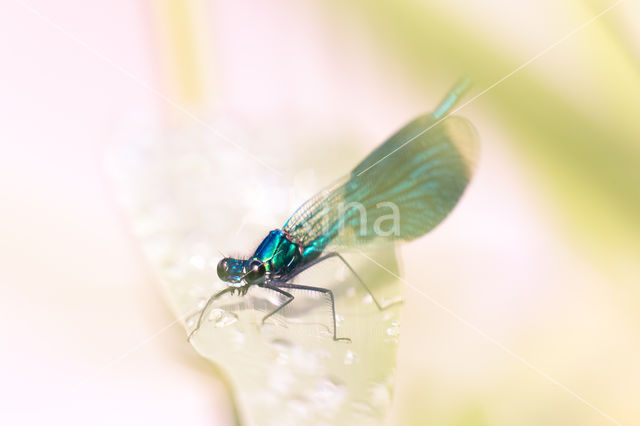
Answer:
[190,79,478,342]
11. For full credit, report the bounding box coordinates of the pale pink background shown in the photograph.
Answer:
[2,1,639,425]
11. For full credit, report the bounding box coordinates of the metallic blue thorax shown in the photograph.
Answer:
[251,229,304,278]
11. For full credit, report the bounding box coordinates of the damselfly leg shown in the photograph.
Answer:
[259,285,294,324]
[265,281,351,342]
[283,252,402,311]
[188,286,234,341]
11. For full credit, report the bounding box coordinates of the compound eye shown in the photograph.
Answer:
[245,260,266,284]
[217,258,230,281]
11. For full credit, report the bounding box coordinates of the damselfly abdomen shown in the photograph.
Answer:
[191,79,478,342]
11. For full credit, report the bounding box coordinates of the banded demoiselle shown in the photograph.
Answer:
[190,79,478,342]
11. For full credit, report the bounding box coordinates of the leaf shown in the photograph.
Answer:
[107,114,403,425]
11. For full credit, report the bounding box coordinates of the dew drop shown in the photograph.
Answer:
[275,352,289,365]
[386,321,400,337]
[344,349,359,365]
[369,382,392,409]
[230,328,245,345]
[361,293,373,305]
[385,321,400,343]
[310,378,346,411]
[288,346,324,375]
[335,265,347,281]
[319,328,332,338]
[207,308,238,327]
[287,397,310,417]
[268,365,295,394]
[208,309,222,321]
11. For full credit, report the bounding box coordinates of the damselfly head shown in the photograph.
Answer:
[217,257,246,284]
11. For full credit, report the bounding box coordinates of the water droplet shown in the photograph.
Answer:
[319,327,332,338]
[335,314,344,327]
[335,265,347,281]
[270,338,293,365]
[230,328,245,345]
[268,365,295,394]
[284,346,324,374]
[207,308,238,327]
[386,322,400,336]
[344,349,359,365]
[309,378,346,411]
[385,321,400,343]
[275,352,289,365]
[369,382,392,409]
[287,397,311,417]
[346,286,356,298]
[361,293,373,305]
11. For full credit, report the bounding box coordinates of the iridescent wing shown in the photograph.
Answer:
[283,114,478,249]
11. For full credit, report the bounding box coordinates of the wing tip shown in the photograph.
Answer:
[443,115,480,178]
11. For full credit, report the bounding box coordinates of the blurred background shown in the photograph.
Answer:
[1,0,639,425]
